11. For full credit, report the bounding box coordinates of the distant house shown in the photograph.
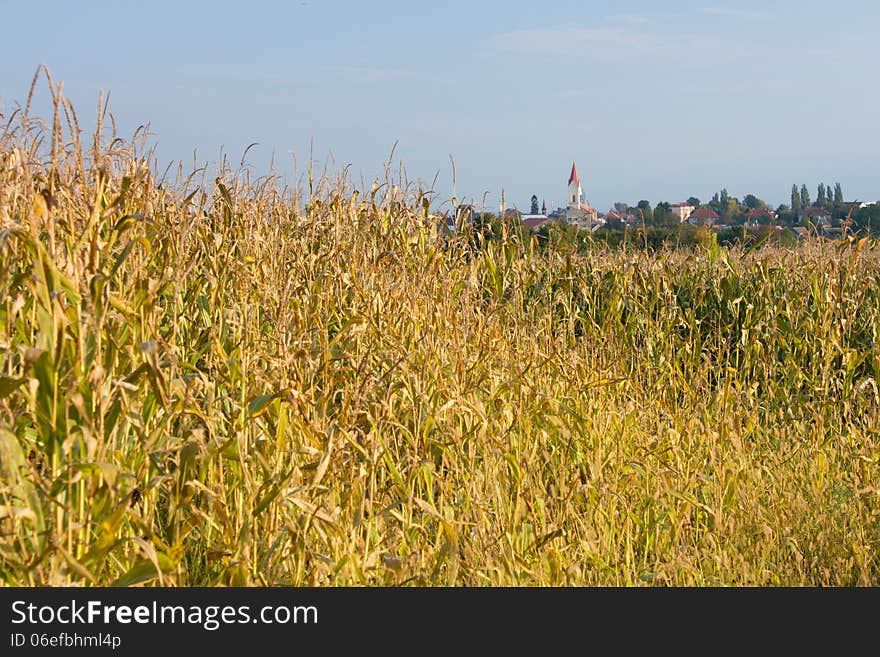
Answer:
[669,203,694,223]
[801,206,832,226]
[521,214,551,230]
[567,206,600,229]
[791,226,809,239]
[688,205,719,225]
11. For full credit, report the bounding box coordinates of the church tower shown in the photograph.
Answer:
[567,162,582,208]
[564,161,597,228]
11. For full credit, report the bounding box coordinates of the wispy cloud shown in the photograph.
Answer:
[700,7,773,21]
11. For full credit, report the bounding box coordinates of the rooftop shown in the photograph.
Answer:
[690,206,720,219]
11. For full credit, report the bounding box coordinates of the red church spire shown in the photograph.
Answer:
[568,162,579,185]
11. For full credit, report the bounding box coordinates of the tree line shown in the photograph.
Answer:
[609,181,879,232]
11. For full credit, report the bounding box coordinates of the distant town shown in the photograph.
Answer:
[445,162,880,241]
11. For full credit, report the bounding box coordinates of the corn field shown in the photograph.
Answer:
[2,70,879,586]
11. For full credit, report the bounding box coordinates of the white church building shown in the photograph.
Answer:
[564,162,600,229]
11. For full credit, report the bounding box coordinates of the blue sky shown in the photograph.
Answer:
[1,0,878,212]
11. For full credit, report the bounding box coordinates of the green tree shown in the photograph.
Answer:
[743,194,766,209]
[854,203,880,234]
[636,200,653,225]
[754,208,774,225]
[800,184,810,208]
[614,202,629,213]
[605,214,625,230]
[776,204,795,226]
[724,198,744,224]
[817,183,826,204]
[687,196,701,208]
[530,195,539,215]
[654,201,674,227]
[834,182,843,203]
[791,184,802,214]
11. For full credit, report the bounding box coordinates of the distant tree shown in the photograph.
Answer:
[776,204,795,226]
[817,183,826,204]
[614,202,629,213]
[720,188,730,205]
[530,195,539,215]
[754,208,774,225]
[791,184,802,214]
[724,198,744,224]
[636,200,653,225]
[800,184,811,208]
[834,182,844,203]
[743,194,766,209]
[687,196,701,208]
[653,201,674,227]
[854,204,880,234]
[605,215,625,230]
